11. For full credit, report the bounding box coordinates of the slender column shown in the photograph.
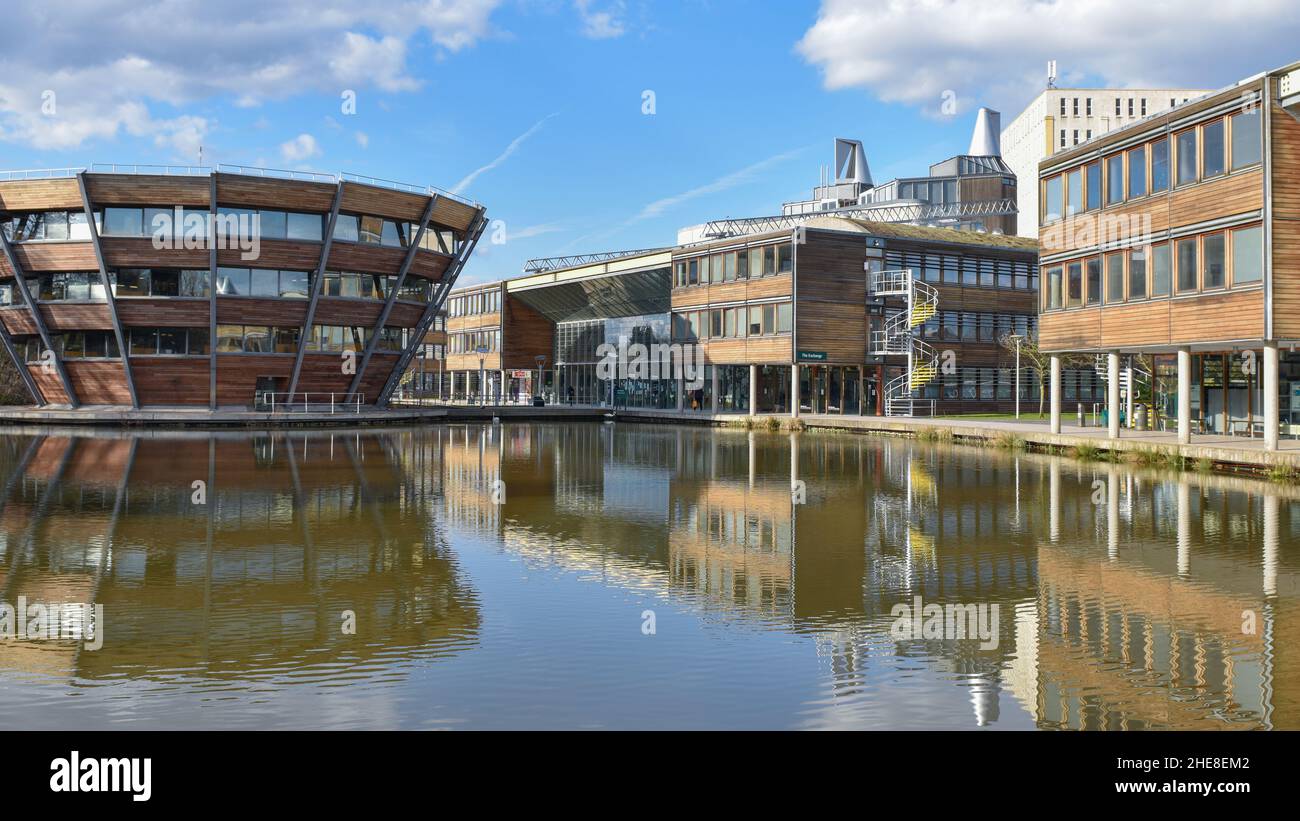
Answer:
[1264,341,1279,451]
[1125,359,1134,428]
[676,374,684,412]
[710,366,719,415]
[0,230,78,407]
[78,171,138,408]
[1049,355,1061,434]
[1177,346,1192,445]
[498,369,506,405]
[790,364,801,419]
[1107,351,1120,439]
[347,194,438,401]
[748,363,758,416]
[449,371,456,403]
[288,181,345,398]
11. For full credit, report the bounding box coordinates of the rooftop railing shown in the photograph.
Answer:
[91,163,212,176]
[0,167,84,181]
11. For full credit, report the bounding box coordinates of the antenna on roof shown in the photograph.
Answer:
[1047,60,1057,90]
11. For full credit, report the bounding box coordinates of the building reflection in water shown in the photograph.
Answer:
[0,430,481,684]
[1,422,1296,729]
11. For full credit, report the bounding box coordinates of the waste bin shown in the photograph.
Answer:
[1135,404,1148,431]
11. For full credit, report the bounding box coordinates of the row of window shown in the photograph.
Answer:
[673,243,793,288]
[883,250,1039,291]
[447,329,503,355]
[1058,96,1165,119]
[672,302,794,340]
[916,311,1035,343]
[916,366,1106,402]
[16,324,408,359]
[1044,108,1262,222]
[216,325,300,354]
[3,210,97,242]
[447,289,501,317]
[305,324,402,353]
[1044,224,1263,310]
[22,331,123,361]
[11,267,432,303]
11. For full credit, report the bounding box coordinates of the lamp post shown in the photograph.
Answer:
[1008,334,1022,420]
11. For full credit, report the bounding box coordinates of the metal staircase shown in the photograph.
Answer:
[869,269,939,417]
[1093,355,1151,396]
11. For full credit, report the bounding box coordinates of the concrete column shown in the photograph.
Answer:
[791,364,801,419]
[748,364,758,416]
[449,371,457,404]
[1125,359,1134,428]
[710,366,719,415]
[1049,356,1062,434]
[1177,347,1192,445]
[1264,341,1279,451]
[1107,351,1120,439]
[676,375,684,412]
[498,369,506,405]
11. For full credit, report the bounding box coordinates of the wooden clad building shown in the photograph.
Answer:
[1036,60,1300,449]
[0,167,486,412]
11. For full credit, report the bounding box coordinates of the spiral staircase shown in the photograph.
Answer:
[869,269,939,417]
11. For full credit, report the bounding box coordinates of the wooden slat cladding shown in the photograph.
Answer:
[84,174,209,206]
[340,182,427,223]
[215,174,336,212]
[13,242,99,272]
[430,198,479,233]
[132,357,210,406]
[407,249,452,281]
[28,367,69,404]
[40,304,114,331]
[502,296,552,369]
[1041,168,1263,258]
[1039,307,1103,351]
[101,237,209,268]
[295,354,353,394]
[386,302,425,328]
[313,298,382,326]
[64,360,132,405]
[1270,87,1300,338]
[447,311,500,333]
[215,354,293,406]
[358,353,398,400]
[0,252,11,278]
[445,353,502,371]
[671,274,791,310]
[116,298,211,326]
[1,307,38,335]
[704,336,792,365]
[1097,301,1173,348]
[326,242,406,275]
[795,231,868,364]
[0,179,84,211]
[215,297,308,326]
[1170,290,1264,343]
[217,240,321,271]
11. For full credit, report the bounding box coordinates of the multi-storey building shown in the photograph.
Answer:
[1037,60,1300,449]
[0,166,485,411]
[440,280,553,403]
[1002,81,1214,237]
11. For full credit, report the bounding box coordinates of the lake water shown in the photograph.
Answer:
[0,422,1294,730]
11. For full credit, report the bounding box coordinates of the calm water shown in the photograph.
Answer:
[0,422,1295,730]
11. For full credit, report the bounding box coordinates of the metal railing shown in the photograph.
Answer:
[216,164,337,184]
[0,167,84,181]
[339,172,478,207]
[702,198,1020,239]
[91,163,212,176]
[522,248,667,273]
[257,392,366,414]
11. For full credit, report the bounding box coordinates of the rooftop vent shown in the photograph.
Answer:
[968,108,1002,157]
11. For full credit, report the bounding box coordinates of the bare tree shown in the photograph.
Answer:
[0,352,33,405]
[997,333,1090,417]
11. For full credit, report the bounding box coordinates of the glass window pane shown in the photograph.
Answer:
[180,269,210,298]
[217,325,244,352]
[1066,168,1082,216]
[286,212,323,241]
[1152,244,1171,296]
[1232,225,1263,284]
[1085,162,1101,210]
[257,210,286,240]
[1128,146,1146,198]
[333,214,359,242]
[1129,248,1147,299]
[1086,257,1102,305]
[280,270,310,298]
[359,216,383,244]
[103,208,143,236]
[217,267,250,296]
[1176,129,1197,185]
[1106,253,1124,303]
[188,329,210,355]
[1203,233,1225,289]
[1044,175,1062,221]
[250,269,279,297]
[1232,110,1262,169]
[1106,155,1124,204]
[150,269,179,296]
[1177,238,1198,292]
[1202,120,1225,179]
[157,328,186,355]
[130,328,158,355]
[243,326,273,353]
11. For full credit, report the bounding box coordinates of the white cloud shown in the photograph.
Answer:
[633,148,806,222]
[510,222,566,240]
[797,0,1300,116]
[280,133,321,163]
[452,112,559,194]
[574,0,626,39]
[355,131,370,149]
[0,0,502,152]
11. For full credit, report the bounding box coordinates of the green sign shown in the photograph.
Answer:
[797,350,828,363]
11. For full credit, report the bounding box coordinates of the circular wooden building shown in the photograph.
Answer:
[0,166,485,412]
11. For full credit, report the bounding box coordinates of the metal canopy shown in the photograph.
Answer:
[509,267,671,323]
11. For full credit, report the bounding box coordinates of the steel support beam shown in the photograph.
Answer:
[347,194,438,400]
[287,181,346,399]
[78,171,139,408]
[377,210,487,406]
[0,229,78,407]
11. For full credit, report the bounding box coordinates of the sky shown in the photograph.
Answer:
[2,0,1299,285]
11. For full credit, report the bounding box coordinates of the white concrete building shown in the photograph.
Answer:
[1001,86,1214,237]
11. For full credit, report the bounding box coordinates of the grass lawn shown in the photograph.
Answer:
[932,412,1052,423]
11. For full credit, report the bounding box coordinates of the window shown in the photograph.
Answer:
[1106,253,1124,303]
[1066,168,1082,216]
[1085,162,1101,211]
[1232,225,1263,284]
[1046,266,1063,309]
[1067,262,1083,307]
[1151,243,1172,296]
[358,215,383,244]
[1086,257,1102,305]
[1106,155,1124,204]
[1060,98,1067,116]
[1202,119,1225,179]
[103,207,144,236]
[1044,175,1063,222]
[1150,138,1170,193]
[1128,146,1146,198]
[217,267,251,296]
[1086,97,1093,115]
[1129,248,1147,299]
[1176,129,1197,185]
[748,249,763,279]
[279,270,310,299]
[776,303,792,333]
[287,212,324,241]
[777,244,793,273]
[1203,233,1226,289]
[1231,109,1262,169]
[1059,130,1066,149]
[1072,97,1079,116]
[250,269,279,297]
[748,306,763,336]
[332,214,359,242]
[1176,237,1198,292]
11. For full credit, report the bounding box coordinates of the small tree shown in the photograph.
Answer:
[0,352,33,405]
[997,333,1090,417]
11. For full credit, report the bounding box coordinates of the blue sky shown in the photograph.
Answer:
[2,0,1298,285]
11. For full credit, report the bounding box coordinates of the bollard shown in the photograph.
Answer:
[1077,403,1085,428]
